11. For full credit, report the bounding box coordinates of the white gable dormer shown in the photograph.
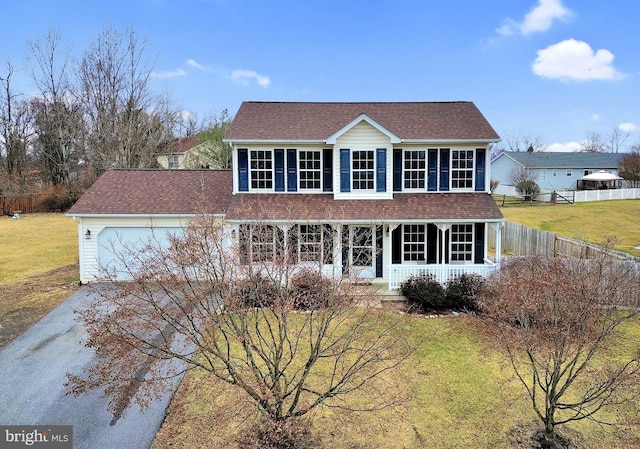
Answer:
[331,115,395,200]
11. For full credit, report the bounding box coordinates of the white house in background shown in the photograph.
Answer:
[68,101,505,289]
[157,136,214,169]
[491,151,625,191]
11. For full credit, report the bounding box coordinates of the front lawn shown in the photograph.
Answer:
[0,213,79,348]
[151,314,640,448]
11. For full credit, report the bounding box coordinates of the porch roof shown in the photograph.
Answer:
[225,193,504,222]
[68,169,503,222]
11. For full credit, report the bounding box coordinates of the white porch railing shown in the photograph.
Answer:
[388,259,499,290]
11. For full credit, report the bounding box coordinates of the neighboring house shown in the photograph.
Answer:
[68,101,505,289]
[491,151,624,191]
[157,136,215,169]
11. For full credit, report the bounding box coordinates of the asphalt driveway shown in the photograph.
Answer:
[0,285,183,449]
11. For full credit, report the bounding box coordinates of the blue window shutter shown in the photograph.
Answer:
[376,148,386,192]
[427,149,437,191]
[340,149,350,192]
[287,149,297,192]
[238,149,248,192]
[274,149,285,191]
[323,149,333,192]
[474,223,485,263]
[439,148,449,191]
[475,148,486,192]
[393,149,402,191]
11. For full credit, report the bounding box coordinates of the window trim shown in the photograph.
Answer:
[298,149,323,192]
[450,149,475,191]
[402,150,427,191]
[250,224,276,262]
[450,224,474,263]
[169,154,180,169]
[402,224,426,263]
[249,149,275,191]
[298,224,322,262]
[351,149,376,191]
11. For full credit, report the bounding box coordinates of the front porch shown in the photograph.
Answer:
[388,259,499,290]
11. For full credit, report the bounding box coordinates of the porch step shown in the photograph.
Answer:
[351,282,406,308]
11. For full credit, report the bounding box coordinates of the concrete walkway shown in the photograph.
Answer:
[0,286,183,449]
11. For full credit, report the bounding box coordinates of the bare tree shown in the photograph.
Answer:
[500,132,548,153]
[607,126,631,153]
[0,62,33,183]
[78,26,178,177]
[27,29,85,190]
[618,147,640,187]
[481,246,640,447]
[580,130,607,153]
[67,213,410,445]
[0,62,35,215]
[507,162,540,200]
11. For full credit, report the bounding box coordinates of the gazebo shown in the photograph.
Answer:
[577,170,623,190]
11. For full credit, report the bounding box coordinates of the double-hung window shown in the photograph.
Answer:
[250,150,273,189]
[403,224,426,262]
[451,150,474,189]
[299,224,322,261]
[299,150,321,190]
[404,150,426,189]
[169,155,180,169]
[450,224,473,262]
[251,225,276,262]
[352,150,375,190]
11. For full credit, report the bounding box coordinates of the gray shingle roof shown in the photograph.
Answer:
[225,101,500,142]
[499,151,624,169]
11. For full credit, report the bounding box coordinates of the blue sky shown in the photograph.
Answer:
[2,0,639,151]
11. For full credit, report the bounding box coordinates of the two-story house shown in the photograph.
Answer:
[67,101,505,289]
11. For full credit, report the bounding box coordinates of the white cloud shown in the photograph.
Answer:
[497,0,571,36]
[532,39,624,81]
[618,122,637,132]
[151,68,187,79]
[546,141,582,152]
[591,113,600,121]
[187,59,206,70]
[521,0,571,35]
[231,69,270,87]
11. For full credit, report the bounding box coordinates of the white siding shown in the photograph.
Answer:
[76,216,191,283]
[333,121,393,200]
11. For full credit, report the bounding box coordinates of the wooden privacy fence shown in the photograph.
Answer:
[0,194,42,215]
[488,221,637,261]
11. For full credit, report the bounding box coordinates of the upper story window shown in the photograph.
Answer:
[404,150,426,190]
[169,155,180,169]
[451,150,474,189]
[250,150,273,189]
[566,169,572,177]
[352,150,375,190]
[299,150,321,190]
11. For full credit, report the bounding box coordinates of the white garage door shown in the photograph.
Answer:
[98,227,183,279]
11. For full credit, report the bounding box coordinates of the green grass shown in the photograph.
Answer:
[0,213,79,348]
[152,314,640,449]
[0,213,78,284]
[499,199,640,257]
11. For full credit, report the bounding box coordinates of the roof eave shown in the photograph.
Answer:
[66,213,226,219]
[401,138,500,144]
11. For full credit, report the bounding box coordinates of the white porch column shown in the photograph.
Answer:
[490,222,504,263]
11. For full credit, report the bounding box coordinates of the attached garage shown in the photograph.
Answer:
[66,169,233,283]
